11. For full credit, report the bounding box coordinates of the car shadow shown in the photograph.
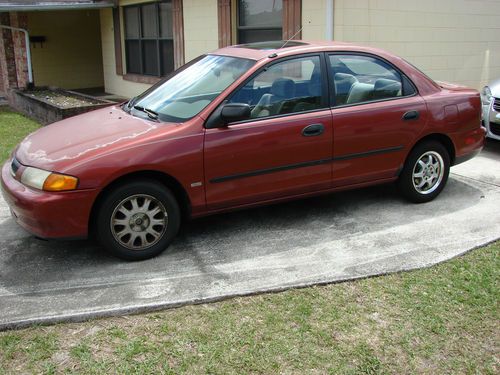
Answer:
[484,138,500,153]
[0,176,485,294]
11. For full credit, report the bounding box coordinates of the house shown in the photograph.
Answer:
[0,0,499,102]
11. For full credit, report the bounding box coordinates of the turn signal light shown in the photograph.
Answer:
[43,173,79,191]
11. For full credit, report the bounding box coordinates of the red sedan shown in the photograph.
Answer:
[1,41,485,260]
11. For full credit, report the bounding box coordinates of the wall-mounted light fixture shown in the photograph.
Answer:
[30,35,46,48]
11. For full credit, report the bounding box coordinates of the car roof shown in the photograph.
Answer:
[211,40,442,97]
[212,40,389,61]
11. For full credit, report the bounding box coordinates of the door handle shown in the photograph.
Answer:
[302,123,324,137]
[402,110,419,121]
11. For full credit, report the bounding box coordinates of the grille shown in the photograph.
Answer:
[493,97,500,112]
[490,122,500,136]
[10,158,20,177]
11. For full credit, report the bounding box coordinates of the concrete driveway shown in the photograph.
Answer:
[1,140,499,330]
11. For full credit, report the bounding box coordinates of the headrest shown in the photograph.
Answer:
[374,78,400,91]
[310,71,321,83]
[334,73,358,85]
[271,78,295,97]
[309,72,322,96]
[374,78,401,97]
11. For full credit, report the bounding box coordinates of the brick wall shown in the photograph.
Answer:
[10,12,28,89]
[0,12,29,97]
[0,27,6,95]
[0,13,18,95]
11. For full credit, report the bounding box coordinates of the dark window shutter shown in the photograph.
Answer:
[218,0,232,48]
[113,7,123,75]
[283,0,301,40]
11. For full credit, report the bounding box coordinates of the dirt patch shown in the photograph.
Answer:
[26,90,100,108]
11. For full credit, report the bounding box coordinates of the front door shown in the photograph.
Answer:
[204,54,333,210]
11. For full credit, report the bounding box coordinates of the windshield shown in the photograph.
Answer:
[129,55,255,122]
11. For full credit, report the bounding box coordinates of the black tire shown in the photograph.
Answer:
[95,179,180,261]
[397,141,450,203]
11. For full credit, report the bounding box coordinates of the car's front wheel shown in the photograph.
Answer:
[96,180,180,260]
[398,141,450,203]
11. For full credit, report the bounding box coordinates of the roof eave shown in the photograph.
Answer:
[0,1,116,12]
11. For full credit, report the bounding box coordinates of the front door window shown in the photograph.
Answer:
[228,55,325,120]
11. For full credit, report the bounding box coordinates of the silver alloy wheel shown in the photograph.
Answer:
[110,194,168,250]
[412,151,445,195]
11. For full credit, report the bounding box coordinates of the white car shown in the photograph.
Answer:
[481,79,500,140]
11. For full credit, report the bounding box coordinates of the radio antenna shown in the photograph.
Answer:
[279,26,304,49]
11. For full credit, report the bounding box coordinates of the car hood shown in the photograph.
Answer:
[15,105,167,172]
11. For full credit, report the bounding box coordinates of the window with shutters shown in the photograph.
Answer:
[218,0,301,47]
[124,1,174,77]
[237,0,283,43]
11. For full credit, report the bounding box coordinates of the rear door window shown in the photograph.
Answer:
[329,54,415,106]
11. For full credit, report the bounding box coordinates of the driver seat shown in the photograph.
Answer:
[251,78,295,118]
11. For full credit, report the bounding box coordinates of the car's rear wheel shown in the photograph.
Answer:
[398,141,450,203]
[96,180,180,260]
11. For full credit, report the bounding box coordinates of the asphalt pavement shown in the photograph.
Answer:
[1,140,499,330]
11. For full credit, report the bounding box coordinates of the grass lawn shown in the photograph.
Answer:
[0,106,40,162]
[0,241,498,374]
[0,107,498,374]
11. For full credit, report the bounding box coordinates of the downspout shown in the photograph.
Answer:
[0,24,33,88]
[325,0,334,41]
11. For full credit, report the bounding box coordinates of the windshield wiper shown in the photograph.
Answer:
[121,96,139,114]
[133,105,159,121]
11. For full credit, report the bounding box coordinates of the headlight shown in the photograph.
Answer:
[481,86,492,105]
[21,167,78,191]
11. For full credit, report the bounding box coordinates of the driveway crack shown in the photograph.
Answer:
[451,172,500,188]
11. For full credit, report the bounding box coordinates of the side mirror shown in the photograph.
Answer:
[220,103,251,124]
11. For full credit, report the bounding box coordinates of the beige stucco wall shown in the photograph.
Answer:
[302,0,328,41]
[303,0,500,90]
[183,0,219,62]
[27,10,104,89]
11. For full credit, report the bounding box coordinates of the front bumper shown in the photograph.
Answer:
[482,99,500,140]
[1,161,98,239]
